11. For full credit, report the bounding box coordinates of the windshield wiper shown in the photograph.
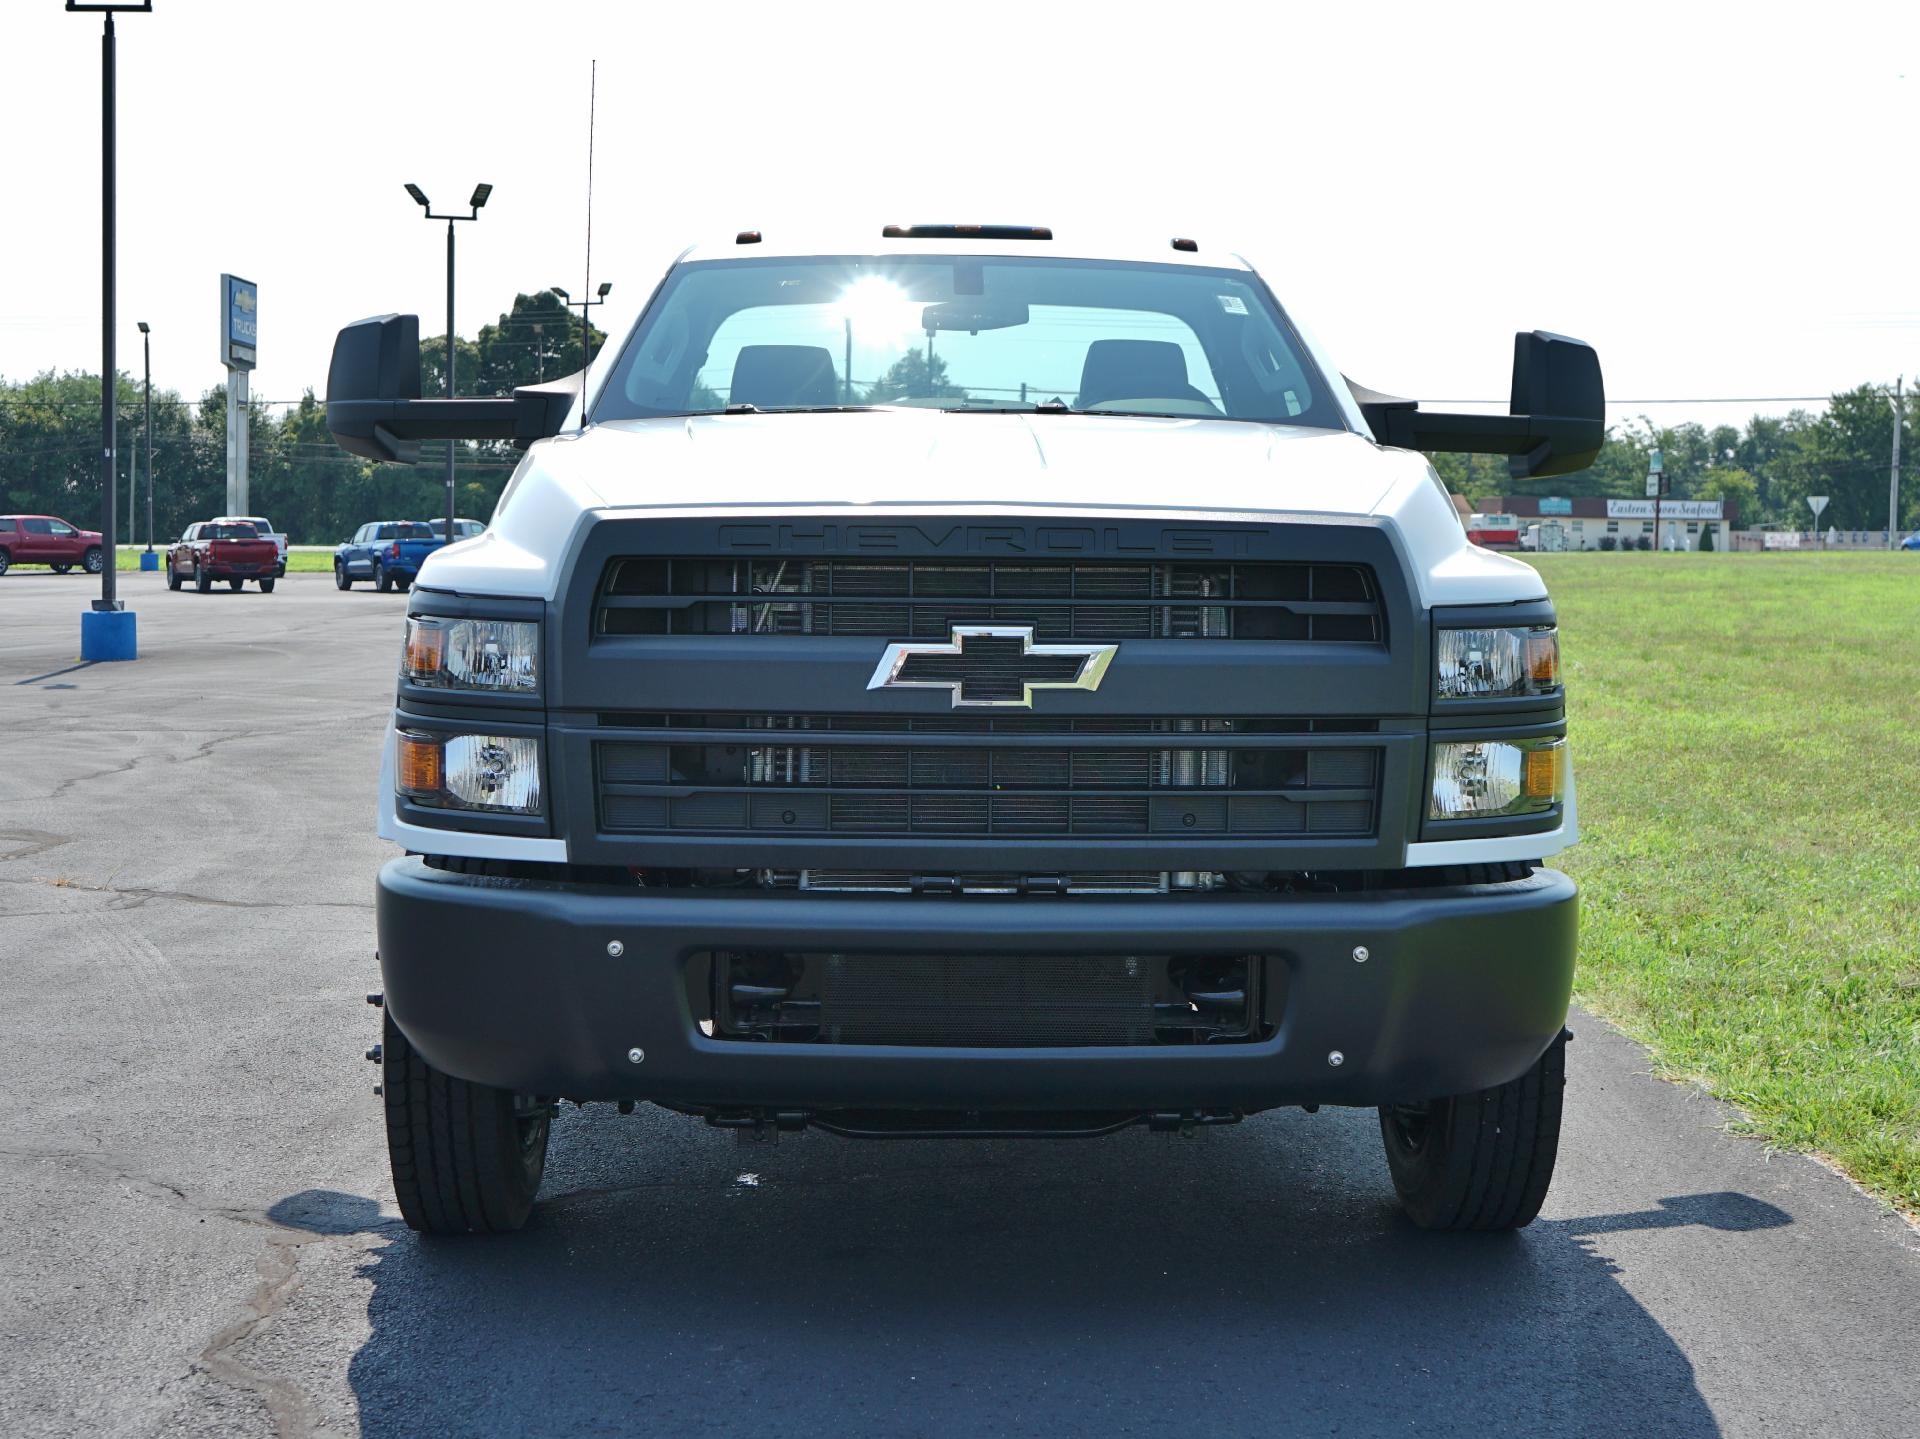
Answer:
[720,403,877,415]
[942,398,1076,414]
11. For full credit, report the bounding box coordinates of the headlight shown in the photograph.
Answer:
[397,730,543,814]
[1436,626,1559,700]
[1430,738,1565,820]
[403,616,538,693]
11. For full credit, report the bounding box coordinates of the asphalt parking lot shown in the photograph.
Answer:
[3,567,1917,1438]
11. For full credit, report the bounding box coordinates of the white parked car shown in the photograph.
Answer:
[324,224,1603,1237]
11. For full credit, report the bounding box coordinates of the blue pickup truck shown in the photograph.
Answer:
[334,521,443,592]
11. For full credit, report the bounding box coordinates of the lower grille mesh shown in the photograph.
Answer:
[818,953,1156,1046]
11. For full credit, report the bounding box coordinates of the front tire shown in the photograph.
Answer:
[51,562,73,574]
[334,561,352,590]
[1378,1030,1566,1231]
[380,1014,550,1236]
[83,547,104,574]
[166,561,182,591]
[259,577,276,593]
[228,577,244,592]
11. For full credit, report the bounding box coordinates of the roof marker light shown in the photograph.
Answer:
[1171,237,1198,252]
[881,224,1053,241]
[736,230,762,244]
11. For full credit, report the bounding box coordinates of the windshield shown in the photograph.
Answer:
[595,255,1344,428]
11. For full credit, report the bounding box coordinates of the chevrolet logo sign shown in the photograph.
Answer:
[867,626,1117,708]
[234,288,256,313]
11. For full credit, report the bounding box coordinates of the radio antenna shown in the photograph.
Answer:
[582,57,596,365]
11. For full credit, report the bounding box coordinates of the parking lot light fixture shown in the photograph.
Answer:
[69,0,153,661]
[405,181,493,543]
[554,282,613,369]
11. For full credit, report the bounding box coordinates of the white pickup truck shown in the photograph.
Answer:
[326,224,1600,1236]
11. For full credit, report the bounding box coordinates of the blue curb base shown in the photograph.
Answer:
[80,609,138,662]
[138,551,159,571]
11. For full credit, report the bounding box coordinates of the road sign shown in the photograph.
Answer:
[1807,496,1829,519]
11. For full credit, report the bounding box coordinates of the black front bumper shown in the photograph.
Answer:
[376,858,1577,1110]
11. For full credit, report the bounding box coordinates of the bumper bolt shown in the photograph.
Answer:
[1327,1050,1345,1067]
[365,1044,382,1063]
[627,1047,646,1065]
[607,939,626,958]
[1351,946,1369,963]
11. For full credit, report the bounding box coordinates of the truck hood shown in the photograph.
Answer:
[561,410,1398,515]
[427,409,1549,608]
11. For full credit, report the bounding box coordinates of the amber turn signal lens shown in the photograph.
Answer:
[1522,742,1564,801]
[1525,631,1560,687]
[404,622,445,682]
[397,732,443,797]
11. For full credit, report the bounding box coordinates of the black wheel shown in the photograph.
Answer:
[1379,1030,1566,1231]
[83,546,104,574]
[259,577,276,593]
[51,562,73,574]
[194,561,211,594]
[228,577,244,592]
[0,549,9,576]
[380,1013,550,1236]
[166,560,182,591]
[335,561,352,590]
[375,561,393,593]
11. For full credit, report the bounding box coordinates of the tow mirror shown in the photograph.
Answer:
[325,313,579,463]
[1349,331,1604,479]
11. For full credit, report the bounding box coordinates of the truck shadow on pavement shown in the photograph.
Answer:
[274,1108,1790,1438]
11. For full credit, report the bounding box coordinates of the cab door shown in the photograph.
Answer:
[19,518,53,562]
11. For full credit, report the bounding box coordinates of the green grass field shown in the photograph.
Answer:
[1527,553,1919,1214]
[110,549,334,573]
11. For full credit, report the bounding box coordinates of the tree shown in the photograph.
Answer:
[864,345,963,404]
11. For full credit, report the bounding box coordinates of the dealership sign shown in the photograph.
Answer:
[1538,497,1572,515]
[222,274,258,370]
[1605,499,1725,520]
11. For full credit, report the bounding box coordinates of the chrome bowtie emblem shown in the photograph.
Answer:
[867,626,1117,709]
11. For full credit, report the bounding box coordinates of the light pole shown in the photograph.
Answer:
[136,320,153,560]
[69,0,150,661]
[553,282,613,372]
[406,181,491,541]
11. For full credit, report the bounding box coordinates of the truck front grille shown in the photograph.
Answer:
[596,719,1380,838]
[596,557,1383,643]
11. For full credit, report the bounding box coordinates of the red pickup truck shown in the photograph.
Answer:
[0,515,105,576]
[166,521,281,593]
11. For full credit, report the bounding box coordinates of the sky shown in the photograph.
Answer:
[2,0,1915,436]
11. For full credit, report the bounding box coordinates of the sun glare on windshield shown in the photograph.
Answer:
[836,277,920,344]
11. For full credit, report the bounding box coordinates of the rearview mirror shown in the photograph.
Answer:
[922,299,1029,334]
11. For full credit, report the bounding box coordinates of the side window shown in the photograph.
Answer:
[0,519,15,533]
[48,520,76,537]
[24,518,53,535]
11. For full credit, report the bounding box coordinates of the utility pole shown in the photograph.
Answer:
[142,324,152,552]
[1890,377,1904,549]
